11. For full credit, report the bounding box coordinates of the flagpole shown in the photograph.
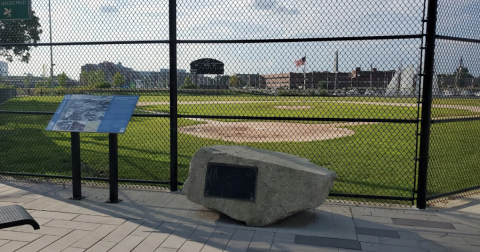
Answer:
[303,54,306,91]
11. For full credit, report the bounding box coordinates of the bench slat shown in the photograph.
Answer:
[0,205,40,230]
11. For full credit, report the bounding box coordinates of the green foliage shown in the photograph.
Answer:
[318,81,327,90]
[0,12,42,63]
[57,72,68,87]
[81,70,110,88]
[113,72,125,87]
[184,75,193,86]
[0,83,14,89]
[97,82,111,88]
[229,75,239,87]
[438,67,475,88]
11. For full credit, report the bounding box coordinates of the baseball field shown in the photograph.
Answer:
[1,92,479,203]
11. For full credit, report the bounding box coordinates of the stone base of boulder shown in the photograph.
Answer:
[182,146,337,227]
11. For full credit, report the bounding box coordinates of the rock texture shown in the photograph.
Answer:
[182,145,337,226]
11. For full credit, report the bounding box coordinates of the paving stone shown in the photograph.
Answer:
[0,197,37,203]
[354,215,393,224]
[21,193,46,199]
[160,224,197,249]
[109,235,146,252]
[200,227,236,252]
[400,231,469,245]
[371,210,429,220]
[62,248,86,252]
[271,241,339,252]
[246,248,277,252]
[44,219,101,231]
[16,235,61,252]
[0,202,23,206]
[248,230,275,250]
[224,229,255,252]
[379,237,450,251]
[0,241,28,252]
[0,240,9,247]
[392,218,455,229]
[273,232,295,244]
[464,236,480,246]
[72,215,127,226]
[361,242,428,252]
[132,222,180,252]
[179,240,205,252]
[354,219,417,231]
[350,207,372,216]
[295,235,361,250]
[154,248,179,252]
[30,211,79,221]
[0,230,42,242]
[39,230,90,252]
[446,243,480,252]
[187,225,216,243]
[71,224,118,249]
[84,241,116,252]
[14,225,73,236]
[130,220,163,237]
[357,234,380,243]
[452,223,480,232]
[102,219,144,243]
[355,227,400,238]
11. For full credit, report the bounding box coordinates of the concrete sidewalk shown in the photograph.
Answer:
[1,180,480,252]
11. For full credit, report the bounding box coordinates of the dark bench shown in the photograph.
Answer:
[0,205,40,230]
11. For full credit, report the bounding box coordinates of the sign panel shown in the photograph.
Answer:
[46,95,139,134]
[0,0,30,20]
[204,163,258,202]
[190,58,224,75]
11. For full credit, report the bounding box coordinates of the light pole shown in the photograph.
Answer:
[49,0,53,82]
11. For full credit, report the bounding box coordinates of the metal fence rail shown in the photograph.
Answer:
[0,0,479,208]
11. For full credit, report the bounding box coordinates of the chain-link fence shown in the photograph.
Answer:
[0,0,478,207]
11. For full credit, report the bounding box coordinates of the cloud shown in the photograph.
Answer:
[253,0,277,10]
[252,0,298,15]
[100,5,118,13]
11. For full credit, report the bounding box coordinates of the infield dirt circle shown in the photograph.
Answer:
[179,120,372,143]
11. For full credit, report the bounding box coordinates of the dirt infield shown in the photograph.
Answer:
[179,120,373,142]
[139,100,480,143]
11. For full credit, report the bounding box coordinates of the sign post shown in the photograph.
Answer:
[47,95,139,203]
[0,0,31,20]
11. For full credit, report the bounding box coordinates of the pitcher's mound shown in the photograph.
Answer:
[179,121,370,143]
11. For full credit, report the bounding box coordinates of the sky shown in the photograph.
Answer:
[5,0,480,80]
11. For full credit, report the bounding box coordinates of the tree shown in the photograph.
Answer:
[184,75,192,86]
[0,11,42,63]
[24,75,32,87]
[229,75,239,88]
[57,72,68,87]
[113,72,125,88]
[81,70,109,88]
[181,75,196,89]
[318,81,327,90]
[438,67,475,88]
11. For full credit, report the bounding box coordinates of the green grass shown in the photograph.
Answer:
[1,94,480,202]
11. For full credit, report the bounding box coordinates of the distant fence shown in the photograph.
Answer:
[0,0,479,208]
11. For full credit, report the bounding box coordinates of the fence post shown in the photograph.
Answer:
[417,0,438,209]
[169,0,178,191]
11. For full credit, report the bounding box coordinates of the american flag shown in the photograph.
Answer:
[295,57,306,67]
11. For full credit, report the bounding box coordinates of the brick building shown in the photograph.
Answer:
[263,68,395,90]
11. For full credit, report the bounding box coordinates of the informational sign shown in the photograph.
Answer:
[204,163,258,202]
[190,58,224,75]
[46,95,139,134]
[0,0,30,20]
